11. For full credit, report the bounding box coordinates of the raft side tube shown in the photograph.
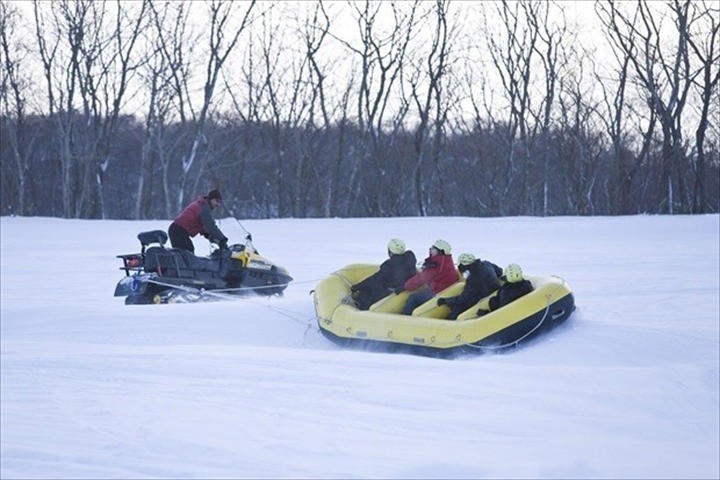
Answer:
[369,291,411,313]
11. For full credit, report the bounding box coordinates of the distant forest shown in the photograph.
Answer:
[1,0,718,219]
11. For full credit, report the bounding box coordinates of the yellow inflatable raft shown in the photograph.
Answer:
[313,264,575,357]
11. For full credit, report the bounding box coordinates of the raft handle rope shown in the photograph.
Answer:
[460,276,568,352]
[313,270,362,326]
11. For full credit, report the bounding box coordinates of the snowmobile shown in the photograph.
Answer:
[114,230,293,305]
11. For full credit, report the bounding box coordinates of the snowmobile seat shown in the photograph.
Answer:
[138,230,168,254]
[138,230,168,246]
[143,246,223,279]
[182,253,220,273]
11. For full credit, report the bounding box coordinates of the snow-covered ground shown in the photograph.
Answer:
[1,214,718,479]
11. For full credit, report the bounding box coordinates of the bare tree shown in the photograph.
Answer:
[144,0,199,218]
[598,0,698,214]
[681,0,720,213]
[31,0,147,219]
[1,1,33,215]
[333,0,419,216]
[135,1,178,219]
[481,0,540,215]
[527,1,569,215]
[33,0,79,218]
[407,0,458,216]
[89,0,148,219]
[453,24,508,216]
[175,0,256,212]
[555,53,603,215]
[257,5,306,218]
[594,13,633,215]
[296,1,339,217]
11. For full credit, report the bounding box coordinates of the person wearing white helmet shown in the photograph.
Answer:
[437,252,502,320]
[400,239,458,315]
[477,263,534,316]
[350,238,417,310]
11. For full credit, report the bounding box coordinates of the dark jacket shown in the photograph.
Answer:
[352,251,417,310]
[445,259,502,319]
[404,253,458,294]
[172,195,227,245]
[488,279,534,311]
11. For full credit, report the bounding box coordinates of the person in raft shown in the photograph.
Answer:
[399,239,458,315]
[350,238,418,310]
[437,253,503,320]
[168,189,228,254]
[476,263,534,316]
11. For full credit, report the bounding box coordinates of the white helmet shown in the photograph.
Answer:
[504,263,524,283]
[458,253,475,266]
[387,238,406,255]
[432,239,452,254]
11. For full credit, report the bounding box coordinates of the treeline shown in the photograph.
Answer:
[1,0,718,219]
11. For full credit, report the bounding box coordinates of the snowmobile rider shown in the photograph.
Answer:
[168,189,228,254]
